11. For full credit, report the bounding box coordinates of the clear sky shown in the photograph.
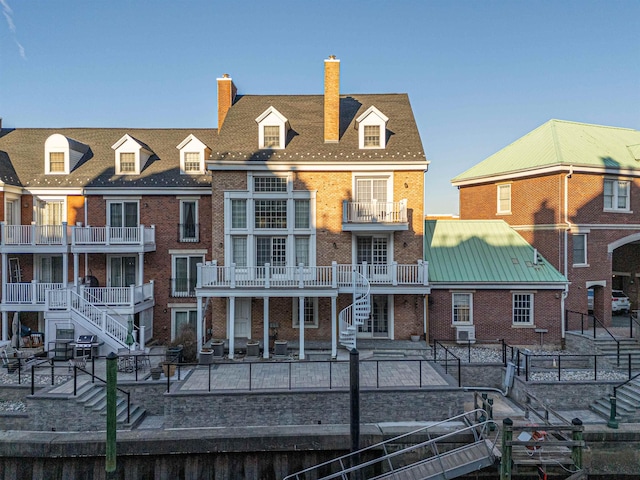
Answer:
[1,0,638,214]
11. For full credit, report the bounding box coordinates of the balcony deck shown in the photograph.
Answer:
[342,200,408,232]
[197,262,429,296]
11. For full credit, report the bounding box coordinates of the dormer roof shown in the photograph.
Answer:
[355,105,389,126]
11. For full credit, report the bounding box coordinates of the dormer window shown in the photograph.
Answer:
[176,135,209,174]
[256,106,289,150]
[49,152,65,173]
[112,134,154,175]
[364,125,380,147]
[119,153,136,173]
[44,133,89,175]
[356,106,389,150]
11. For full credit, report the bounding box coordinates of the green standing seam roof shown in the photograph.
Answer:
[424,220,567,284]
[452,120,640,183]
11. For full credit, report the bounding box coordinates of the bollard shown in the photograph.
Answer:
[607,396,619,429]
[500,418,513,480]
[571,418,583,469]
[487,398,495,431]
[106,352,117,477]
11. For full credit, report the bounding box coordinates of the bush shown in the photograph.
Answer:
[170,324,197,363]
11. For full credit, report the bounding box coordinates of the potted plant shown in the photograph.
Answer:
[199,347,214,364]
[410,333,421,342]
[246,339,260,357]
[167,324,198,363]
[161,361,176,378]
[150,365,162,380]
[211,339,225,357]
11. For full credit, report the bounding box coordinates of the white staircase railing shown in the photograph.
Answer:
[47,289,135,350]
[339,270,371,350]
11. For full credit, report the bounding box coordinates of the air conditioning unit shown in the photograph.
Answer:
[456,325,476,344]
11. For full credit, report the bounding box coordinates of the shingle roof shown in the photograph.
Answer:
[0,128,216,189]
[452,120,640,183]
[424,219,567,284]
[213,94,426,162]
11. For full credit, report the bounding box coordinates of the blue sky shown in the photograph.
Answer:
[1,0,638,214]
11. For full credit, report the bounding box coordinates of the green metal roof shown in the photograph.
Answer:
[452,120,640,183]
[424,220,567,284]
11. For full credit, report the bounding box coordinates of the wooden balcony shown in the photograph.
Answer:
[197,261,428,295]
[0,223,71,254]
[342,200,408,232]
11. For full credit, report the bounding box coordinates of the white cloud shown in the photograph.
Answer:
[1,0,26,59]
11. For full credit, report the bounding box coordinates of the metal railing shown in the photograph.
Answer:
[432,340,461,387]
[566,309,621,365]
[342,199,408,224]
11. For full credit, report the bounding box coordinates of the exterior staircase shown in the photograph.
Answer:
[338,271,371,350]
[592,337,640,370]
[74,380,147,429]
[590,377,640,422]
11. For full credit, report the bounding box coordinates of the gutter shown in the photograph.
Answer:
[561,166,573,340]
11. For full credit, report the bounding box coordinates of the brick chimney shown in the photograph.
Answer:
[324,56,340,143]
[217,74,237,131]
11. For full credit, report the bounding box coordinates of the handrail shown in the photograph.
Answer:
[613,371,640,400]
[591,314,621,366]
[629,311,640,339]
[432,340,461,387]
[566,309,622,366]
[283,409,498,480]
[81,287,141,343]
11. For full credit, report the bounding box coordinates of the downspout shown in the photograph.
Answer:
[562,166,573,340]
[84,195,89,278]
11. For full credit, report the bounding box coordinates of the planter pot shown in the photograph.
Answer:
[199,350,214,364]
[274,340,288,356]
[246,342,260,357]
[410,335,420,342]
[162,363,176,378]
[150,367,162,380]
[211,341,225,358]
[166,346,183,363]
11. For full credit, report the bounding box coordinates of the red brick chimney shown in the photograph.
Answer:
[217,74,237,131]
[324,56,340,143]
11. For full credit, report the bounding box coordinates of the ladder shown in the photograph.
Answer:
[9,257,21,283]
[283,409,499,480]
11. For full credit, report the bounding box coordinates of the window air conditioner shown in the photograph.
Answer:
[456,325,476,344]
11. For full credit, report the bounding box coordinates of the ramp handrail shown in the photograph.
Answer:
[283,409,499,480]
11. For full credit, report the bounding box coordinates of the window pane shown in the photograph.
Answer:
[181,201,197,239]
[295,237,309,266]
[184,152,200,172]
[124,202,138,227]
[263,126,280,148]
[295,200,309,228]
[513,294,532,324]
[573,234,586,264]
[254,176,286,192]
[603,179,614,209]
[453,293,471,323]
[364,125,380,147]
[498,185,511,212]
[231,199,246,229]
[617,181,629,209]
[120,152,135,172]
[49,152,65,172]
[255,200,287,228]
[232,237,247,267]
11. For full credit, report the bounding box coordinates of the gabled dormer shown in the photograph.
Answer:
[355,106,389,149]
[44,133,89,174]
[255,106,289,150]
[111,134,154,175]
[176,134,211,174]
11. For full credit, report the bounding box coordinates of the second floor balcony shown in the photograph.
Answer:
[342,200,408,232]
[197,261,428,293]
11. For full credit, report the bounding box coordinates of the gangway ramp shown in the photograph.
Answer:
[283,409,500,480]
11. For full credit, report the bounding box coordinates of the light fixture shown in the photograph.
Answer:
[404,182,408,188]
[333,242,337,249]
[403,242,408,248]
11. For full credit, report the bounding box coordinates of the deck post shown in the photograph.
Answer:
[500,417,513,480]
[571,418,583,470]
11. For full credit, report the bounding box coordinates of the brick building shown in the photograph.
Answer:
[200,57,430,358]
[452,120,640,332]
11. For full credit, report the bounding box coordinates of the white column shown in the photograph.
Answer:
[197,298,203,352]
[1,311,7,342]
[73,253,79,287]
[62,251,68,286]
[331,295,337,359]
[263,297,269,359]
[228,297,235,359]
[298,296,305,360]
[138,253,144,285]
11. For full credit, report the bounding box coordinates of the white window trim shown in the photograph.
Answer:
[512,292,534,326]
[223,173,316,269]
[572,233,588,267]
[179,199,199,242]
[497,184,512,215]
[172,308,198,340]
[451,292,473,325]
[35,197,67,225]
[355,106,389,150]
[256,106,289,150]
[171,253,204,297]
[603,178,631,213]
[352,172,394,203]
[176,134,209,175]
[106,199,140,227]
[4,194,20,226]
[111,134,152,175]
[292,297,319,328]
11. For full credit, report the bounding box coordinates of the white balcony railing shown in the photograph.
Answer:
[198,261,428,289]
[0,222,69,246]
[72,225,155,246]
[3,281,66,304]
[342,200,408,224]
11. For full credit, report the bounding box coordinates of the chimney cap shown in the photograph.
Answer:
[326,55,339,61]
[222,73,230,78]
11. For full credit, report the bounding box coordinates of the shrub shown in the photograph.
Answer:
[170,324,197,363]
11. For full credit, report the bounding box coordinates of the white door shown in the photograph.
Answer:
[234,298,251,338]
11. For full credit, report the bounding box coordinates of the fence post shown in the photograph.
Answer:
[106,352,117,478]
[571,418,583,469]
